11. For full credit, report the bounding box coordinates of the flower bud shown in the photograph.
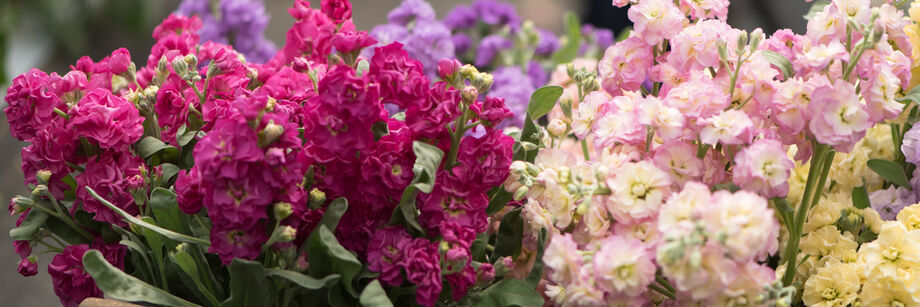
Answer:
[547,119,567,137]
[36,170,52,185]
[11,196,34,213]
[460,64,479,79]
[559,95,574,119]
[259,120,285,147]
[513,186,529,201]
[183,54,199,69]
[294,252,309,272]
[717,39,729,63]
[274,202,293,220]
[521,141,539,151]
[510,161,527,174]
[461,86,479,103]
[309,188,327,209]
[472,72,493,93]
[279,226,297,243]
[264,96,277,112]
[749,28,764,51]
[31,185,49,197]
[736,30,748,52]
[206,61,221,79]
[525,162,541,177]
[438,58,462,81]
[689,249,702,268]
[171,57,189,79]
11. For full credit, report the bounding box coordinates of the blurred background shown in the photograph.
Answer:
[0,0,810,305]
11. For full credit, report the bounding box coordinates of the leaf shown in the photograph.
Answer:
[170,248,220,306]
[85,186,210,246]
[389,141,444,235]
[551,12,582,64]
[526,85,564,120]
[308,225,362,297]
[160,163,180,186]
[9,208,48,240]
[372,121,389,141]
[804,0,830,20]
[486,186,512,216]
[136,136,179,160]
[265,269,340,290]
[149,187,192,236]
[176,124,198,147]
[852,185,871,209]
[471,279,544,307]
[359,280,393,307]
[82,250,200,307]
[773,198,794,213]
[470,233,488,263]
[221,259,270,307]
[319,197,348,233]
[761,50,794,80]
[492,207,524,260]
[897,84,920,105]
[867,159,911,188]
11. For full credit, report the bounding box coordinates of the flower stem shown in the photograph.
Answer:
[781,143,835,286]
[53,107,70,120]
[580,139,590,161]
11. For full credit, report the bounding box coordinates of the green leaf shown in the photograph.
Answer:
[176,124,198,147]
[160,163,180,186]
[526,85,564,120]
[85,186,211,246]
[551,12,582,64]
[149,187,192,236]
[492,207,524,260]
[265,269,340,290]
[320,198,348,233]
[773,198,794,213]
[170,248,220,307]
[470,279,544,307]
[897,84,920,105]
[82,250,200,307]
[136,136,179,161]
[804,0,830,20]
[221,259,270,307]
[9,208,48,240]
[470,233,488,263]
[867,159,911,188]
[761,50,794,80]
[389,141,443,235]
[486,186,512,216]
[308,225,362,297]
[852,185,871,209]
[359,280,393,307]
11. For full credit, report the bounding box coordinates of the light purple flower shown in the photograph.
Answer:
[175,0,277,63]
[489,66,536,128]
[536,29,560,56]
[902,124,920,165]
[472,0,520,28]
[475,34,512,67]
[870,185,915,220]
[387,0,436,26]
[443,4,477,30]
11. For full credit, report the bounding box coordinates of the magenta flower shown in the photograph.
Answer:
[369,42,429,109]
[209,224,269,265]
[321,0,353,24]
[4,68,64,141]
[67,88,144,151]
[76,152,146,227]
[367,226,412,286]
[399,238,442,307]
[49,241,124,307]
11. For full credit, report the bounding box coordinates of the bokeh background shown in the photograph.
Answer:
[0,0,810,305]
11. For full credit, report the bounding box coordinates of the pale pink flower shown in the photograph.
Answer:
[606,161,672,221]
[666,20,736,71]
[594,95,646,147]
[772,77,813,134]
[698,110,754,145]
[862,63,902,123]
[593,235,656,296]
[658,181,711,237]
[679,0,729,20]
[599,35,654,95]
[628,0,687,46]
[658,242,737,300]
[708,190,780,261]
[652,141,703,185]
[797,41,849,71]
[807,79,870,153]
[806,6,846,44]
[663,72,729,119]
[732,138,794,198]
[543,233,583,285]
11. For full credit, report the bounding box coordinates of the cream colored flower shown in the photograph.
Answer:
[858,222,920,279]
[898,203,920,232]
[802,260,860,307]
[859,275,920,307]
[801,225,858,258]
[804,196,846,233]
[606,161,671,222]
[863,207,884,234]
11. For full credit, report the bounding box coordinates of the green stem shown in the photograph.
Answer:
[28,201,94,241]
[580,139,591,161]
[53,107,70,120]
[37,240,62,253]
[648,283,675,299]
[781,144,835,286]
[656,276,675,294]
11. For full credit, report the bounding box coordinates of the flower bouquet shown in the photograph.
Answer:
[6,0,920,306]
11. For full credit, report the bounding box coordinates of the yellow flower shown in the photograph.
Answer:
[804,197,845,233]
[801,225,858,258]
[827,146,870,193]
[863,207,884,234]
[859,275,920,307]
[858,222,920,279]
[907,1,920,88]
[802,260,861,307]
[898,203,920,232]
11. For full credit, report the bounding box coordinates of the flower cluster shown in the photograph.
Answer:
[367,0,454,77]
[504,0,917,305]
[176,0,277,63]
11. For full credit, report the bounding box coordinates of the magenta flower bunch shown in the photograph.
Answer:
[3,1,541,306]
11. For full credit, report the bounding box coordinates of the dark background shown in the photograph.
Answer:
[0,0,809,305]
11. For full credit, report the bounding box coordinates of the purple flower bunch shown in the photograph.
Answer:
[368,0,455,77]
[176,0,277,63]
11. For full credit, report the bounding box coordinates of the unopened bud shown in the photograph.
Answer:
[461,86,479,103]
[206,61,221,79]
[265,97,277,112]
[566,63,576,78]
[31,185,49,197]
[294,252,309,272]
[171,57,189,79]
[736,31,748,52]
[525,162,541,177]
[521,141,539,151]
[472,73,493,93]
[279,226,296,243]
[557,167,571,184]
[689,249,702,268]
[183,54,199,69]
[274,202,293,220]
[513,186,529,201]
[36,170,52,185]
[717,39,729,62]
[749,28,764,51]
[438,58,462,81]
[309,188,326,209]
[259,120,285,147]
[460,64,479,79]
[547,119,567,137]
[11,196,34,212]
[510,161,527,174]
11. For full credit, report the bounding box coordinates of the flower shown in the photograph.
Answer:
[4,69,64,141]
[606,161,672,222]
[543,233,582,285]
[858,222,920,278]
[698,110,754,146]
[897,203,920,231]
[321,0,352,24]
[732,138,795,198]
[49,242,125,307]
[593,235,656,296]
[802,261,860,307]
[627,0,686,46]
[67,88,144,151]
[808,79,870,153]
[76,152,146,227]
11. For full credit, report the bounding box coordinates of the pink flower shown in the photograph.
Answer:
[594,235,656,296]
[628,0,686,45]
[18,257,37,277]
[270,2,343,66]
[101,48,132,75]
[470,96,513,127]
[807,79,870,152]
[321,0,352,24]
[445,266,476,301]
[209,224,269,265]
[452,129,514,191]
[406,81,460,139]
[698,110,754,145]
[664,72,728,119]
[418,183,490,233]
[369,42,429,109]
[68,88,144,151]
[152,14,202,41]
[367,226,412,286]
[544,233,583,285]
[599,35,653,94]
[594,94,646,147]
[606,161,672,222]
[20,128,78,195]
[679,0,729,20]
[76,152,145,227]
[399,238,442,307]
[732,138,794,198]
[49,241,125,307]
[303,65,384,157]
[4,68,64,140]
[175,168,204,214]
[333,31,377,55]
[772,77,815,134]
[666,20,737,71]
[652,141,703,185]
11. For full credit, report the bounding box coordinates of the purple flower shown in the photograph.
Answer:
[902,124,920,166]
[452,33,473,55]
[387,0,436,26]
[475,34,512,67]
[175,0,277,63]
[443,4,477,30]
[472,0,520,28]
[870,185,915,220]
[404,20,455,76]
[489,66,536,128]
[536,29,560,56]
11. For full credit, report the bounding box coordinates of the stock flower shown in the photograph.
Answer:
[606,161,672,222]
[544,233,583,285]
[593,235,656,296]
[627,0,686,45]
[902,124,920,165]
[368,42,429,109]
[870,185,915,220]
[808,79,870,153]
[303,64,384,156]
[599,35,654,95]
[67,88,144,151]
[698,110,754,146]
[732,138,795,198]
[858,222,920,278]
[489,66,536,128]
[399,238,442,307]
[652,142,702,185]
[709,190,780,261]
[49,241,124,307]
[4,69,64,141]
[209,224,269,265]
[321,0,352,24]
[859,275,920,307]
[802,261,860,307]
[76,152,146,227]
[678,0,729,20]
[658,181,711,236]
[897,203,920,231]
